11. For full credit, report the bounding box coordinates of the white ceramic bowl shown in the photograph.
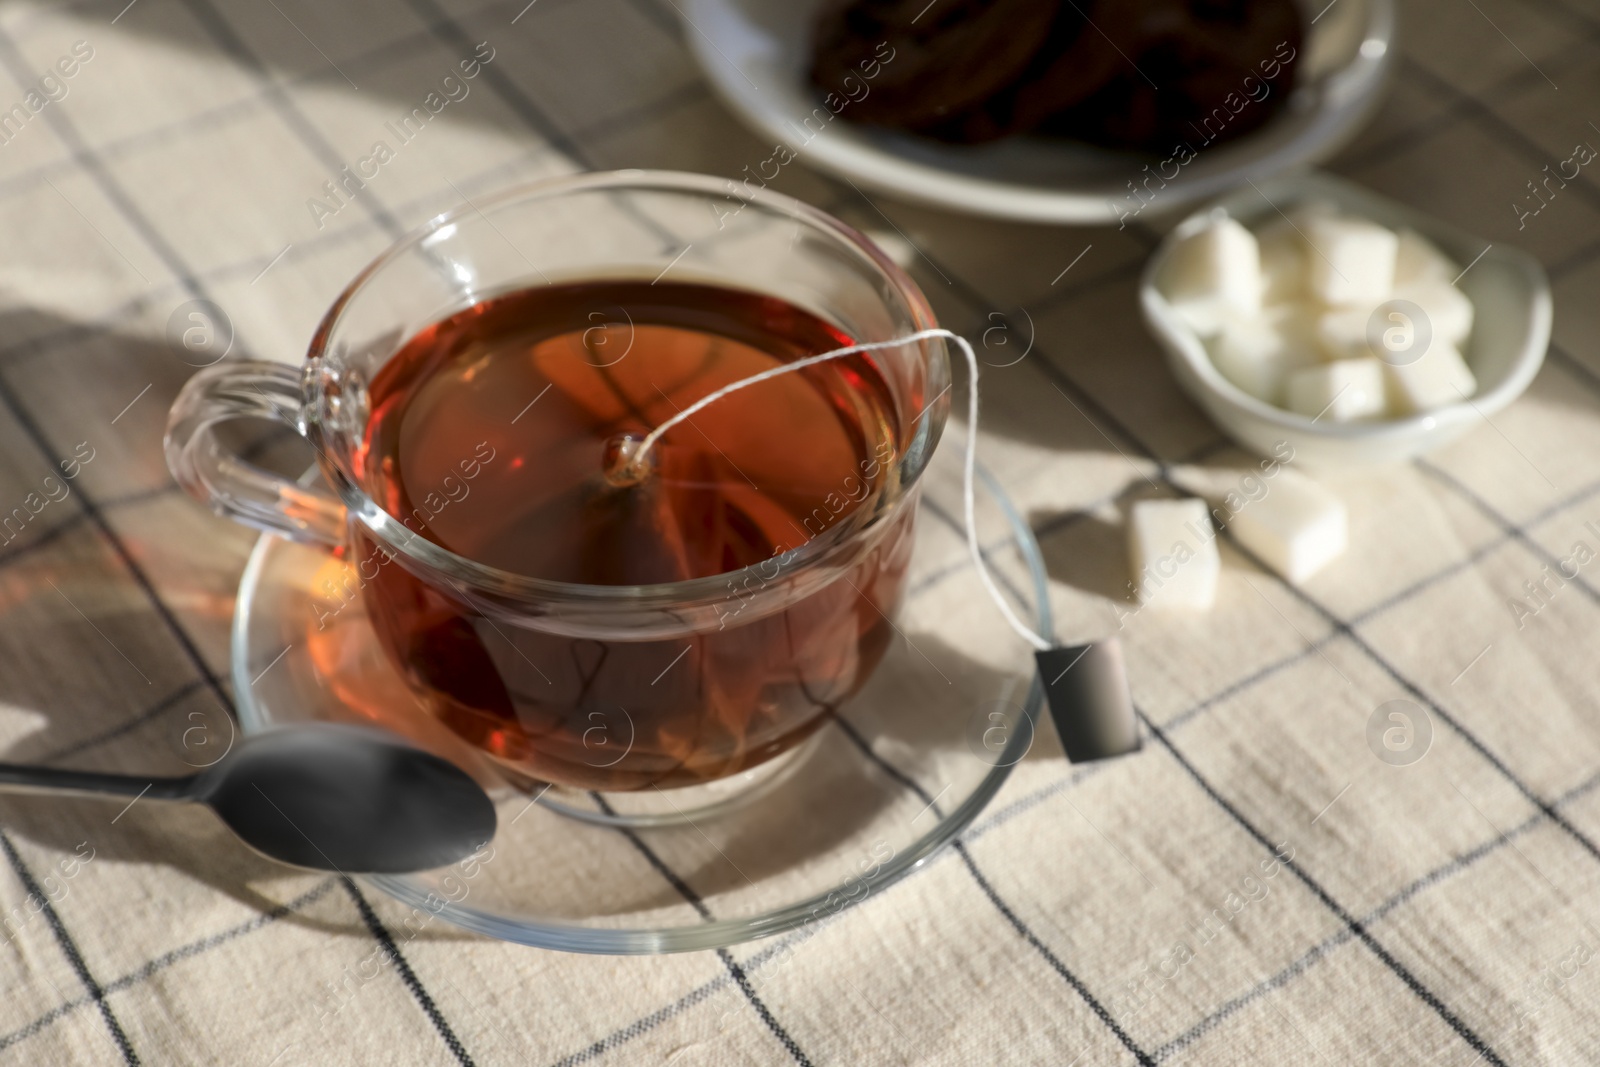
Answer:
[678,0,1395,224]
[1140,172,1552,467]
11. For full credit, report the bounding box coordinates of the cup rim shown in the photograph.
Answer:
[303,168,947,605]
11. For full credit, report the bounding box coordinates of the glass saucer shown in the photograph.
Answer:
[232,460,1051,954]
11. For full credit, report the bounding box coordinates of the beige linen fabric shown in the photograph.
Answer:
[0,0,1595,1063]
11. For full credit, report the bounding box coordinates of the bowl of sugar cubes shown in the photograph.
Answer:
[1141,172,1551,467]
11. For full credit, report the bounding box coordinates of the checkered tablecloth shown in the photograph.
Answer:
[1,0,1599,1062]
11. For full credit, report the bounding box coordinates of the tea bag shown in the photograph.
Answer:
[520,332,799,585]
[618,327,1147,764]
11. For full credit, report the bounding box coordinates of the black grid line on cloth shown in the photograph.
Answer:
[339,878,477,1067]
[0,123,1574,1067]
[0,12,724,377]
[1214,512,1600,873]
[925,268,1171,476]
[1398,56,1600,215]
[401,0,587,162]
[1549,233,1600,282]
[104,876,340,995]
[615,0,686,37]
[0,38,204,297]
[0,17,702,241]
[0,22,486,1064]
[172,0,406,239]
[1420,454,1600,585]
[903,433,1232,602]
[918,489,1512,1058]
[350,7,826,1061]
[0,74,709,378]
[0,831,139,1066]
[544,977,727,1067]
[1333,55,1548,177]
[32,678,208,768]
[525,429,1600,1064]
[912,246,1556,1056]
[541,902,868,1067]
[0,14,1574,1067]
[0,16,1529,1067]
[537,680,1597,1067]
[1138,712,1510,1065]
[1157,762,1600,1061]
[940,240,1600,879]
[0,299,153,373]
[0,368,226,697]
[0,877,341,1053]
[872,251,1600,1056]
[1145,451,1600,740]
[513,448,1600,1067]
[0,271,1228,1066]
[0,0,485,214]
[1547,341,1600,398]
[1516,0,1600,35]
[0,504,92,570]
[0,471,1099,1064]
[97,483,185,512]
[588,796,816,1067]
[824,714,1158,1066]
[0,477,243,592]
[922,448,1594,735]
[1331,6,1600,175]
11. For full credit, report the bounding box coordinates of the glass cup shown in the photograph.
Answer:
[166,170,949,793]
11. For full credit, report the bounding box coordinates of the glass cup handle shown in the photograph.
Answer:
[164,360,347,546]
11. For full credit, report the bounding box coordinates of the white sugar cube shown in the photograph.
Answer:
[1393,277,1474,347]
[1315,306,1376,362]
[1394,228,1458,285]
[1170,298,1229,339]
[1258,225,1306,304]
[1304,216,1398,306]
[1286,359,1386,421]
[1207,307,1318,404]
[1270,301,1320,349]
[1161,216,1261,337]
[1128,498,1219,608]
[1383,338,1477,413]
[1228,472,1347,584]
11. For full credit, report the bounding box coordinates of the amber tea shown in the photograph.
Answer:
[351,280,915,790]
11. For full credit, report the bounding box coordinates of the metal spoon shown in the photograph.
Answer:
[0,725,497,873]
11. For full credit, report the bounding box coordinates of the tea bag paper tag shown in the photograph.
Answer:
[1035,639,1142,762]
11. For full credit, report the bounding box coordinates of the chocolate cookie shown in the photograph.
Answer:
[808,0,1060,129]
[1043,0,1302,152]
[808,0,1304,156]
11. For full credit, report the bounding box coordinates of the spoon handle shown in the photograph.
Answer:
[0,764,194,801]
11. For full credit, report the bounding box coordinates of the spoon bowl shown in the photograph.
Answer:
[199,726,498,874]
[0,724,498,874]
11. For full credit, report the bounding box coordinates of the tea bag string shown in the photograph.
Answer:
[626,327,1054,653]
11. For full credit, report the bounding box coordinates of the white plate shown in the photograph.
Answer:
[1140,171,1552,467]
[679,0,1396,224]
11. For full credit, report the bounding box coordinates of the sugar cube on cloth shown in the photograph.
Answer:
[1128,498,1220,608]
[1228,472,1347,584]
